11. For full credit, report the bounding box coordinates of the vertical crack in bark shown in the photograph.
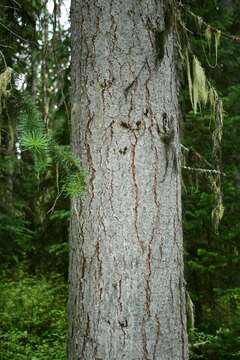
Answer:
[92,14,100,51]
[144,61,153,129]
[110,14,117,43]
[131,133,143,251]
[128,93,134,120]
[145,236,153,317]
[95,230,103,305]
[153,171,158,208]
[96,240,102,277]
[118,277,123,312]
[169,274,174,310]
[118,319,128,346]
[109,169,114,214]
[153,145,160,210]
[179,276,187,360]
[81,313,91,360]
[86,143,96,208]
[79,257,88,360]
[153,315,161,360]
[109,121,114,141]
[78,254,86,320]
[141,319,149,360]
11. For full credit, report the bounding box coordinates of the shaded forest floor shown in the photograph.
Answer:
[0,268,66,360]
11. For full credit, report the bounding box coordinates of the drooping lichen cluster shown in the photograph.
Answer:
[0,66,13,113]
[177,5,224,232]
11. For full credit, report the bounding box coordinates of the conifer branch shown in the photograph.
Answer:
[179,3,240,44]
[0,21,38,46]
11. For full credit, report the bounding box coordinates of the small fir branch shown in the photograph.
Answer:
[18,95,85,198]
[63,172,86,198]
[179,3,240,44]
[181,144,213,169]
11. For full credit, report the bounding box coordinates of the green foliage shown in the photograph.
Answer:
[49,209,70,221]
[18,97,46,135]
[0,0,72,274]
[21,131,49,153]
[183,1,240,359]
[18,95,85,197]
[0,270,66,360]
[189,290,240,359]
[63,172,86,197]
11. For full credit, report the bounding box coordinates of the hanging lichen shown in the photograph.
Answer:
[185,50,223,119]
[186,49,193,108]
[205,25,212,51]
[179,5,224,233]
[186,291,195,330]
[211,184,224,233]
[0,67,13,113]
[203,26,221,66]
[213,99,223,154]
[214,30,221,66]
[196,15,203,30]
[192,55,208,113]
[208,85,218,109]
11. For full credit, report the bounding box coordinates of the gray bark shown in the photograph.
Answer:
[69,0,188,359]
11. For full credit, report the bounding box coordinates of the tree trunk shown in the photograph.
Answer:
[69,0,188,359]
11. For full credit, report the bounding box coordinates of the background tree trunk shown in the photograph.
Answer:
[69,0,188,359]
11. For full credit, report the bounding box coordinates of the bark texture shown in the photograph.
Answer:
[69,0,188,359]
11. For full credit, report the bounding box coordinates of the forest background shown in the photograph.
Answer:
[0,0,239,359]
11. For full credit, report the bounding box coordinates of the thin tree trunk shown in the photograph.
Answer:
[42,1,49,127]
[69,0,188,359]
